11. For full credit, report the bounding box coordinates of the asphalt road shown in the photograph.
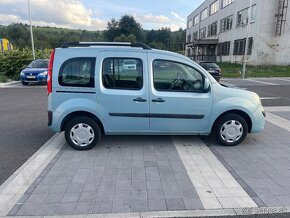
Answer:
[0,78,289,185]
[0,86,54,185]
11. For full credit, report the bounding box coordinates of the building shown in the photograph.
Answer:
[0,38,13,51]
[186,0,290,65]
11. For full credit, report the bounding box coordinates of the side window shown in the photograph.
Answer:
[153,60,204,92]
[59,58,95,87]
[102,58,143,90]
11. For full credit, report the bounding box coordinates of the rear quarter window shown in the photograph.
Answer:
[59,57,95,87]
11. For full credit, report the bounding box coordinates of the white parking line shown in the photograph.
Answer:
[266,112,290,132]
[172,136,257,209]
[260,97,282,100]
[0,133,65,216]
[247,79,279,86]
[265,106,290,112]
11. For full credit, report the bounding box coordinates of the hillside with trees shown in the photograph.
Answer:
[0,15,186,53]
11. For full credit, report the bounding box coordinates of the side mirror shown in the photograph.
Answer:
[204,77,210,92]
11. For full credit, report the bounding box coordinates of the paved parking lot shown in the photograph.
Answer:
[1,78,290,217]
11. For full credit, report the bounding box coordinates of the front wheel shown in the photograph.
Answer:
[65,116,101,150]
[21,81,28,85]
[215,114,248,146]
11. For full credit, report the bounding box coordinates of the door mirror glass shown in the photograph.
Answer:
[204,77,210,92]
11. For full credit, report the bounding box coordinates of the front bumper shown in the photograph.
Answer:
[21,75,47,83]
[251,104,266,133]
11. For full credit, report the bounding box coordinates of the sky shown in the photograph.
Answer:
[0,0,204,31]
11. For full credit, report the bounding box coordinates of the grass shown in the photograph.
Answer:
[219,62,290,78]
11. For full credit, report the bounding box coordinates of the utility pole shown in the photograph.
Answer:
[28,0,35,60]
[242,0,253,79]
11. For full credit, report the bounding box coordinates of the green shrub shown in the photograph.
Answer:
[0,48,51,82]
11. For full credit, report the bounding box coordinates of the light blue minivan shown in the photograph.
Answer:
[47,42,265,150]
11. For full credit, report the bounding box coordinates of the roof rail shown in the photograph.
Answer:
[61,42,152,50]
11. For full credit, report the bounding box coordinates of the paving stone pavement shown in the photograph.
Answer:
[9,136,203,215]
[204,107,290,208]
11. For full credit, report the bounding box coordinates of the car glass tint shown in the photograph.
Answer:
[28,60,49,68]
[200,62,219,69]
[153,60,203,92]
[59,58,95,87]
[102,58,143,90]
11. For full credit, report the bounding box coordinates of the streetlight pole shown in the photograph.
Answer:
[242,0,252,79]
[28,0,35,60]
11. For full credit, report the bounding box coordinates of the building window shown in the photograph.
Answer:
[208,21,218,37]
[210,1,219,15]
[193,31,198,40]
[251,5,256,22]
[187,19,193,28]
[193,15,199,26]
[200,27,206,39]
[233,38,246,55]
[237,8,248,27]
[201,8,208,21]
[220,15,233,32]
[187,34,192,43]
[247,37,253,55]
[222,0,234,8]
[217,41,231,56]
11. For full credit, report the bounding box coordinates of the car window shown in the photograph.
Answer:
[200,62,219,69]
[28,60,49,68]
[153,60,204,92]
[102,58,143,90]
[59,58,95,87]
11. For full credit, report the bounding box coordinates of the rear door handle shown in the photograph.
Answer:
[152,98,166,103]
[133,97,147,102]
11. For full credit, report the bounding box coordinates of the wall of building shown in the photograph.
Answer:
[186,0,290,66]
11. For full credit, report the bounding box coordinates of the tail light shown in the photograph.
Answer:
[47,49,55,95]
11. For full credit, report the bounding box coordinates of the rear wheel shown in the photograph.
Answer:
[215,114,248,146]
[65,116,101,150]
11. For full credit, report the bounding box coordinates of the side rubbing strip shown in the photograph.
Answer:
[109,113,204,119]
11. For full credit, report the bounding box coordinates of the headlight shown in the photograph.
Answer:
[38,71,47,76]
[20,71,25,76]
[254,93,262,105]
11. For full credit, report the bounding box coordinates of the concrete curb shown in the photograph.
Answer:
[1,207,290,218]
[0,81,20,87]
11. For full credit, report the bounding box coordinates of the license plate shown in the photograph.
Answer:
[26,76,36,79]
[207,70,215,73]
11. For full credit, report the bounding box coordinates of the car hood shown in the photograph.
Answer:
[214,83,261,106]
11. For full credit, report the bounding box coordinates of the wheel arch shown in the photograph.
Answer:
[61,111,105,134]
[211,109,252,134]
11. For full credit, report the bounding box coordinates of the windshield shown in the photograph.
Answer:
[200,62,219,69]
[28,60,49,68]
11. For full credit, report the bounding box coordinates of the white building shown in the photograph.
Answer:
[186,0,290,65]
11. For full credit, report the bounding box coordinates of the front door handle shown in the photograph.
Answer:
[133,97,147,102]
[152,98,166,103]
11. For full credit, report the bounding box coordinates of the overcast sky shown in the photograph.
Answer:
[0,0,204,31]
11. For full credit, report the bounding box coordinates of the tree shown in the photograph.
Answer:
[104,15,143,42]
[114,34,136,43]
[104,18,119,42]
[118,15,143,41]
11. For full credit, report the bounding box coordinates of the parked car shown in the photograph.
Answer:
[47,42,265,150]
[122,59,137,70]
[20,59,49,85]
[198,61,221,82]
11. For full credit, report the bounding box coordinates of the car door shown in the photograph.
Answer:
[96,51,149,133]
[148,53,213,133]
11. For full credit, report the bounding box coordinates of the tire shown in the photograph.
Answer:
[215,113,248,146]
[64,116,101,150]
[22,81,28,85]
